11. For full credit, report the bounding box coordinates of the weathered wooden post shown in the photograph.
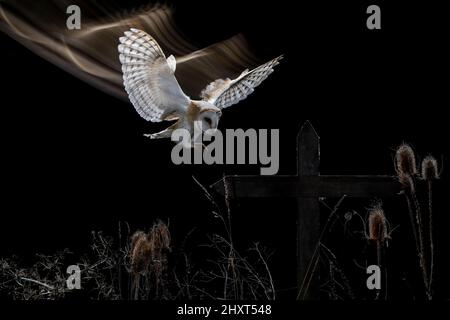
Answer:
[296,122,320,299]
[211,121,401,299]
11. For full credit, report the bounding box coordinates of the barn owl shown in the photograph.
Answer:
[118,28,282,143]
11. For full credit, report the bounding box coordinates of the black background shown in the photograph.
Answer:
[1,0,449,302]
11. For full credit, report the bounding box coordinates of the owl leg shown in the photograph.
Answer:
[144,121,181,140]
[143,128,173,139]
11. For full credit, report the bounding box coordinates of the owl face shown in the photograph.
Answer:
[199,109,221,131]
[196,101,222,131]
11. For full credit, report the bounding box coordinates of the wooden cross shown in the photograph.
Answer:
[211,121,401,299]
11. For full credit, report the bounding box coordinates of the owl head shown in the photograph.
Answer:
[195,101,222,131]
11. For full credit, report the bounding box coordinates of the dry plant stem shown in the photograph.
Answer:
[395,145,431,298]
[383,246,388,300]
[255,243,276,300]
[376,240,388,300]
[375,239,381,300]
[427,180,434,298]
[297,195,347,300]
[320,243,354,299]
[411,190,426,274]
[410,188,431,300]
[300,252,320,300]
[192,175,276,300]
[19,277,54,290]
[223,175,239,299]
[240,248,275,300]
[403,188,431,300]
[403,192,420,254]
[133,275,140,300]
[376,239,381,268]
[118,221,122,299]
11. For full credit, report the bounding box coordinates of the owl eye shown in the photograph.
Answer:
[204,117,212,126]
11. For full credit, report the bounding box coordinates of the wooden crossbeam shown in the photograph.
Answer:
[211,175,400,198]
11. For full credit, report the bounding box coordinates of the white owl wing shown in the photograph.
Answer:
[200,56,283,109]
[118,28,191,122]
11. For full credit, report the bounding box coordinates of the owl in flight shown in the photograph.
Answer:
[118,28,282,142]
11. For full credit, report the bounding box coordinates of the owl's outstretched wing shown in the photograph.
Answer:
[200,56,283,109]
[119,28,190,122]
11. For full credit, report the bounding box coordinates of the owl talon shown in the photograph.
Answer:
[144,133,160,139]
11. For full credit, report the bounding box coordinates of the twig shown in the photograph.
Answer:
[297,195,346,300]
[254,243,276,300]
[19,277,55,290]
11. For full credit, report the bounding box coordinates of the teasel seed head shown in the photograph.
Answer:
[421,155,439,181]
[130,231,152,275]
[131,231,146,251]
[154,220,171,251]
[368,205,390,243]
[395,144,418,188]
[147,220,171,255]
[129,221,171,275]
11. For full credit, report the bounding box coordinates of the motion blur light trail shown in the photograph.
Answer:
[0,0,261,101]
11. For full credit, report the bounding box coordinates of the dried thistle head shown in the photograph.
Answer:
[395,143,418,188]
[368,205,389,243]
[130,231,152,275]
[421,156,439,181]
